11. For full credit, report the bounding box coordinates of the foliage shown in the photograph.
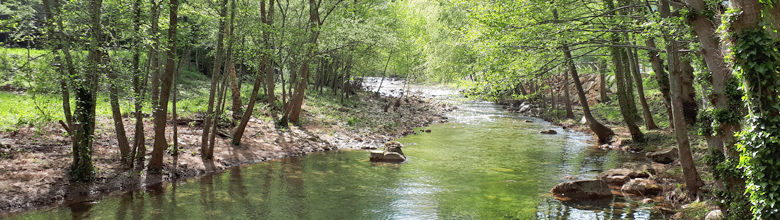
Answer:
[731,28,780,219]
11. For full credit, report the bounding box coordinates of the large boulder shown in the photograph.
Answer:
[621,178,662,195]
[646,148,678,164]
[598,168,650,185]
[551,180,613,199]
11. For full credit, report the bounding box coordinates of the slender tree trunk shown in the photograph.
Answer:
[108,63,132,167]
[563,70,574,119]
[630,46,658,129]
[613,46,644,142]
[149,0,161,112]
[232,62,264,146]
[621,43,640,122]
[661,0,703,196]
[226,0,241,120]
[263,0,276,106]
[43,0,74,136]
[130,0,145,168]
[645,38,673,128]
[148,0,178,173]
[564,46,614,144]
[598,61,610,103]
[201,0,230,159]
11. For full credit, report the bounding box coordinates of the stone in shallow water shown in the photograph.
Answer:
[550,180,613,199]
[539,130,557,134]
[369,151,406,162]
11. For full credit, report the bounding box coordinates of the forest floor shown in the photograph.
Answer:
[0,88,454,216]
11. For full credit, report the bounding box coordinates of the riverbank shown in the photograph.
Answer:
[496,98,720,219]
[0,87,453,216]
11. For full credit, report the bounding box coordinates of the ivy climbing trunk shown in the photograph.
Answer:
[729,0,780,218]
[71,0,103,181]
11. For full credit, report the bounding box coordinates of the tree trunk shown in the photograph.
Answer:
[630,46,658,129]
[232,63,264,146]
[644,38,673,128]
[149,0,161,112]
[108,63,132,167]
[613,46,644,142]
[564,46,614,144]
[201,0,230,159]
[563,69,574,119]
[598,61,610,103]
[680,59,698,125]
[621,44,640,122]
[71,0,103,181]
[148,0,178,173]
[728,1,780,218]
[659,0,703,196]
[130,0,145,168]
[226,0,241,121]
[685,0,738,154]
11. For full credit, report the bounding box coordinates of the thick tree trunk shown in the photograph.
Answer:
[563,70,574,119]
[613,47,644,142]
[645,38,673,128]
[564,46,614,144]
[71,0,103,181]
[630,47,658,129]
[148,0,178,173]
[201,0,230,159]
[685,0,738,154]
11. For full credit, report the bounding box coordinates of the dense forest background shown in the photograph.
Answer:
[1,0,780,218]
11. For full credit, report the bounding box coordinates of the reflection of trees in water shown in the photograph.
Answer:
[199,174,216,219]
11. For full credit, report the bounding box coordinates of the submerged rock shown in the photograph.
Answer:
[539,130,557,134]
[550,180,613,199]
[646,148,678,164]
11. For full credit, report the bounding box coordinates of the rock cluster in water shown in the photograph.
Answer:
[369,141,406,162]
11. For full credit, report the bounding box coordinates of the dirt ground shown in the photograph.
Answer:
[0,91,453,216]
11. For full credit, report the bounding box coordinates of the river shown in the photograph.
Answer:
[9,79,660,219]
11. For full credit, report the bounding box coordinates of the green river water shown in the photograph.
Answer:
[9,100,660,219]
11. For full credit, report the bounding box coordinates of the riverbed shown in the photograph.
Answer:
[8,80,660,219]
